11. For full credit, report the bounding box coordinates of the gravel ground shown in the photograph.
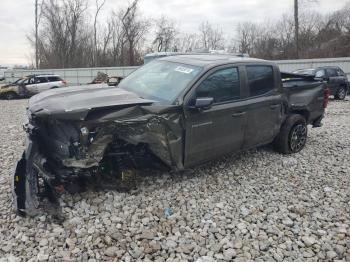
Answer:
[0,99,349,261]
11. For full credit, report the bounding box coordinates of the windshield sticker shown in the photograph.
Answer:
[175,66,194,74]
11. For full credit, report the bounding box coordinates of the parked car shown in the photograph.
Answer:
[293,66,348,100]
[12,54,328,216]
[0,74,67,99]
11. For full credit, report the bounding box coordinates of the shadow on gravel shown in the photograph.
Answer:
[59,145,275,198]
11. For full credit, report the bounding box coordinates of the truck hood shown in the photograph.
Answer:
[28,85,155,120]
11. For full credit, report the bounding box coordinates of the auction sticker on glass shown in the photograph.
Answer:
[175,66,194,74]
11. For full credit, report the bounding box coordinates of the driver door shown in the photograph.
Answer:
[35,76,51,93]
[184,66,247,167]
[23,77,36,94]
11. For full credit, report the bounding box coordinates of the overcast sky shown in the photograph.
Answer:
[0,0,348,66]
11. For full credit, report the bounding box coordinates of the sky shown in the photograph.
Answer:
[0,0,348,66]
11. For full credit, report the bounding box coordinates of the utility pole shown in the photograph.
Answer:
[35,0,39,69]
[294,0,299,59]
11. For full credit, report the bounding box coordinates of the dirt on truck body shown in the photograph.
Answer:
[12,54,328,217]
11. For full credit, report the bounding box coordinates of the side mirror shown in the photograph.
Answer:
[192,97,214,110]
[107,77,122,86]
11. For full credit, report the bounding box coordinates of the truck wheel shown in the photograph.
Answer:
[4,92,17,100]
[274,114,307,154]
[335,86,347,100]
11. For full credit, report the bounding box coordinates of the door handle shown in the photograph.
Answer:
[232,112,246,117]
[270,104,280,109]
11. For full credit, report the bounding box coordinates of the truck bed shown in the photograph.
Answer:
[281,72,326,126]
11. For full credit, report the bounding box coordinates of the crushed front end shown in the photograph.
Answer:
[12,103,184,217]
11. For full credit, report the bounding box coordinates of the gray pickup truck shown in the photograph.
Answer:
[13,55,328,216]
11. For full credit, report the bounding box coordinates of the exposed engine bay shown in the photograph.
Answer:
[12,86,184,218]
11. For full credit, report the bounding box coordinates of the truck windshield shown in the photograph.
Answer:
[119,60,202,103]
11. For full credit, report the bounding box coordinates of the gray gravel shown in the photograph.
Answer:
[0,99,349,261]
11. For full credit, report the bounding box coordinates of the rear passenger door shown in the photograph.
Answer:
[242,65,283,149]
[35,77,50,93]
[47,76,63,88]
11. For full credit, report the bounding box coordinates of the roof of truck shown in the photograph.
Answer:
[161,54,273,67]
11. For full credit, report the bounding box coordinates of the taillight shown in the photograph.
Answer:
[323,87,330,108]
[62,80,67,86]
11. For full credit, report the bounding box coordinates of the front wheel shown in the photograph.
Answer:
[4,91,17,100]
[273,114,308,154]
[335,86,347,100]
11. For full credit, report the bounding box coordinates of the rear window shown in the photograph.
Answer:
[35,77,48,83]
[326,68,337,77]
[293,69,316,75]
[47,76,62,82]
[246,65,274,97]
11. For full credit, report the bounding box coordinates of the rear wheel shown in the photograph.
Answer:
[274,114,307,154]
[335,86,347,100]
[4,92,17,100]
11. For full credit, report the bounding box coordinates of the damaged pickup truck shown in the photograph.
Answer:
[13,54,329,216]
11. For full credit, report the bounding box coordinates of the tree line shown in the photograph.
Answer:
[30,0,350,68]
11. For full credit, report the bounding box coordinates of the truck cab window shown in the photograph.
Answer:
[196,67,240,103]
[326,68,337,77]
[246,65,274,97]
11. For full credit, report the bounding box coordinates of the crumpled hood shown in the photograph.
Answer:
[28,84,154,120]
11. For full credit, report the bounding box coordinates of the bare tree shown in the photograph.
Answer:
[38,0,91,68]
[235,22,258,54]
[294,0,319,58]
[34,0,44,69]
[198,21,225,50]
[174,33,200,52]
[29,0,350,68]
[93,0,106,66]
[274,15,295,59]
[35,0,39,69]
[120,0,150,65]
[152,16,178,52]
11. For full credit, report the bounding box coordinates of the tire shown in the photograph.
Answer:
[334,86,347,100]
[4,92,17,100]
[50,86,59,89]
[23,167,43,217]
[274,114,307,154]
[13,159,43,217]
